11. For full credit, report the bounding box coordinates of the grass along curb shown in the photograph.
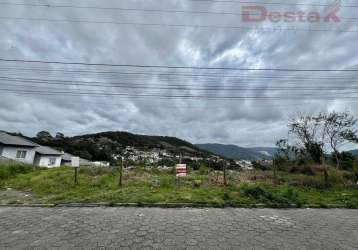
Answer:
[0,203,353,209]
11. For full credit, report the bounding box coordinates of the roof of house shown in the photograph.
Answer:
[62,152,91,165]
[0,132,39,147]
[35,145,63,156]
[62,152,75,161]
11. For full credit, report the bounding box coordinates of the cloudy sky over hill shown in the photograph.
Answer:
[0,0,357,148]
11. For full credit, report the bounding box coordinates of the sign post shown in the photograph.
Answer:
[176,164,187,177]
[71,157,80,185]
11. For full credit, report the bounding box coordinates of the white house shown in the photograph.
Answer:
[0,132,64,168]
[34,145,63,168]
[0,132,39,164]
[0,132,97,168]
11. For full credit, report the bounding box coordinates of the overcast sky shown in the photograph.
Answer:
[0,0,357,149]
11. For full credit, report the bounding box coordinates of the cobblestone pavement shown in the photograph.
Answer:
[0,207,357,250]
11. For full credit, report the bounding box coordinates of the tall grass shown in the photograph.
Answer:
[1,166,358,207]
[0,163,33,180]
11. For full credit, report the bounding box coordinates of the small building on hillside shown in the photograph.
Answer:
[0,132,39,164]
[92,161,110,167]
[61,152,92,166]
[34,146,63,168]
[235,160,254,170]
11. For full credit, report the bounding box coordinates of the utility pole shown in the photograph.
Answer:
[74,167,78,185]
[119,156,123,187]
[223,161,227,186]
[273,158,277,185]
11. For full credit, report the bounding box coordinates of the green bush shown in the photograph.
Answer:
[198,166,210,175]
[327,169,353,186]
[353,165,358,180]
[241,186,273,200]
[0,164,33,179]
[252,162,269,171]
[223,192,230,200]
[193,180,202,188]
[281,187,301,205]
[332,152,356,171]
[240,186,289,204]
[289,166,315,176]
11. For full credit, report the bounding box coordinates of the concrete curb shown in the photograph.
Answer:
[0,203,352,209]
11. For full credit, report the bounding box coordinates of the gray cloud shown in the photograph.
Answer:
[0,0,357,148]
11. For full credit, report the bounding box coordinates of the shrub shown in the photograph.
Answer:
[0,164,33,179]
[241,186,273,200]
[328,169,347,186]
[332,152,356,171]
[223,192,230,200]
[198,166,210,175]
[252,162,269,171]
[289,166,315,176]
[241,186,289,204]
[193,180,202,188]
[281,188,301,205]
[353,165,358,181]
[79,166,113,176]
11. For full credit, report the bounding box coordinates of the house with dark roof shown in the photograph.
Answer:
[0,132,39,164]
[0,132,94,168]
[34,145,63,168]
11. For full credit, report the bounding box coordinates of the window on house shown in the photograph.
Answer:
[49,158,56,166]
[16,150,27,159]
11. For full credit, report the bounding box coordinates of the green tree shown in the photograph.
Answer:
[55,132,65,140]
[36,131,53,141]
[323,111,358,168]
[288,114,326,164]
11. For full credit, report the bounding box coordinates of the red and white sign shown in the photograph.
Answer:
[176,164,187,177]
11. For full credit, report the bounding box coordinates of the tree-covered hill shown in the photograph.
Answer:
[32,131,211,162]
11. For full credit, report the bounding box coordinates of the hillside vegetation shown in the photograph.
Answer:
[32,131,211,162]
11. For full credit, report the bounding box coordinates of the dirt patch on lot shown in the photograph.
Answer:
[0,188,37,205]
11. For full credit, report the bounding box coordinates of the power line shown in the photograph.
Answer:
[0,2,357,21]
[3,73,358,90]
[0,2,260,16]
[0,92,330,109]
[1,66,358,81]
[4,70,358,87]
[1,86,358,100]
[1,1,354,9]
[1,76,358,91]
[191,0,358,8]
[4,81,358,92]
[0,16,356,33]
[1,58,358,72]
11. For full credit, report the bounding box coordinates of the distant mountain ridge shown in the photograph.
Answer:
[196,143,277,160]
[197,144,358,160]
[349,149,358,156]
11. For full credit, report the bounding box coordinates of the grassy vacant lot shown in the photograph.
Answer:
[1,163,358,208]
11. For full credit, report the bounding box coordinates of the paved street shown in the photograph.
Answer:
[0,207,357,250]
